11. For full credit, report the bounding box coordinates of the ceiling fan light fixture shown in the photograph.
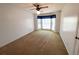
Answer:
[37,11,40,15]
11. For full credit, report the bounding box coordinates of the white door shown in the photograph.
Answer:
[74,16,79,55]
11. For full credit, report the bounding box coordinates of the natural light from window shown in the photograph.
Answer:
[37,17,56,31]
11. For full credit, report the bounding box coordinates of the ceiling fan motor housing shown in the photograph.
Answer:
[36,5,41,11]
[33,3,48,11]
[36,7,40,11]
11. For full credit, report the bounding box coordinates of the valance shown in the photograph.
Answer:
[37,15,56,19]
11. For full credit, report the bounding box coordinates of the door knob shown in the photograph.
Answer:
[75,36,79,40]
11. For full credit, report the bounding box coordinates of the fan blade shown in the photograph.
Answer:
[40,6,48,9]
[33,3,41,7]
[33,3,38,7]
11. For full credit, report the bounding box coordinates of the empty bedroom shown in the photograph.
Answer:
[0,3,79,55]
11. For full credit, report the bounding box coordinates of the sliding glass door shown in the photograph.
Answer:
[37,15,56,31]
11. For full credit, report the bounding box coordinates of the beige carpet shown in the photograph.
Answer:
[0,30,68,55]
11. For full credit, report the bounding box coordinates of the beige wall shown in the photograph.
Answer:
[60,4,79,54]
[55,11,61,32]
[0,4,34,47]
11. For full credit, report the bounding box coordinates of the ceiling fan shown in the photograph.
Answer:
[32,3,48,11]
[32,3,48,15]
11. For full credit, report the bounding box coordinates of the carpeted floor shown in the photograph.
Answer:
[0,30,68,55]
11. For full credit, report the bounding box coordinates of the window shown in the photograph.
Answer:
[37,19,41,29]
[52,18,55,30]
[42,18,51,29]
[37,15,56,30]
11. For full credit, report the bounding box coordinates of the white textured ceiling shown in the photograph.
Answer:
[0,3,65,14]
[16,3,65,14]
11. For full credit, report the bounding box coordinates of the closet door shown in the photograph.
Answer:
[74,17,79,54]
[77,25,79,54]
